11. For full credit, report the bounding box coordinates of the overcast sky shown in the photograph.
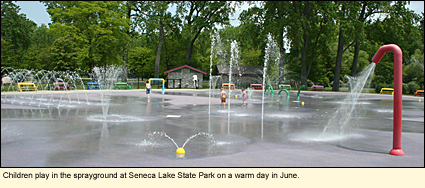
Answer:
[14,1,424,28]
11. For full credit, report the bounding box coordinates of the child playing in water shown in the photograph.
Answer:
[146,80,151,99]
[220,88,227,108]
[241,88,247,106]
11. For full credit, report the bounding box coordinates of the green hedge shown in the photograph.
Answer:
[402,83,408,94]
[407,81,419,94]
[375,82,421,94]
[375,83,394,93]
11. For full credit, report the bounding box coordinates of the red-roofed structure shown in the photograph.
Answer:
[164,65,207,74]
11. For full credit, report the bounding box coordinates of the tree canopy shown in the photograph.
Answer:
[1,1,423,90]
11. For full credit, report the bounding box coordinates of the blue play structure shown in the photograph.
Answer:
[148,78,165,94]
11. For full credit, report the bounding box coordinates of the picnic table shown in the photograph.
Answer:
[250,84,263,90]
[311,85,324,91]
[53,82,70,91]
[18,82,37,92]
[279,84,291,90]
[87,82,103,90]
[114,82,131,90]
[380,88,394,95]
[222,83,235,89]
[414,90,423,97]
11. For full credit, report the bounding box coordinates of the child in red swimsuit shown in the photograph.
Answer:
[220,88,227,108]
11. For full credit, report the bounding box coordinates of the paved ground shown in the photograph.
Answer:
[1,89,423,167]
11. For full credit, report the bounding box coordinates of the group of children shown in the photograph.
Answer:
[145,80,247,108]
[220,88,246,108]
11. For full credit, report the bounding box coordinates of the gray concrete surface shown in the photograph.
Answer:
[1,89,423,167]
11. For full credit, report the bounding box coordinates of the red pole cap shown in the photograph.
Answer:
[371,44,401,64]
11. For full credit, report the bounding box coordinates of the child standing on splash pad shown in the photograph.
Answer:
[146,80,151,99]
[241,88,247,106]
[220,88,227,108]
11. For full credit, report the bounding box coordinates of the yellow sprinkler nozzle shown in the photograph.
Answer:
[176,147,185,154]
[301,101,305,106]
[176,147,185,158]
[419,99,421,102]
[235,95,238,99]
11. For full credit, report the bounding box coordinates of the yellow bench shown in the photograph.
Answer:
[222,83,235,90]
[380,88,394,95]
[18,82,37,92]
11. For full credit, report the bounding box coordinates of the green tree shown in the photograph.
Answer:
[403,49,424,86]
[332,1,361,91]
[238,5,263,66]
[132,1,179,78]
[43,1,130,70]
[289,1,335,88]
[350,1,391,77]
[1,1,37,68]
[262,1,291,84]
[365,1,423,87]
[49,33,82,71]
[120,1,139,82]
[22,24,55,70]
[1,38,16,68]
[238,4,263,49]
[176,1,235,65]
[419,12,424,51]
[128,46,155,79]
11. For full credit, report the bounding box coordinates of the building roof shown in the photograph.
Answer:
[164,65,207,75]
[212,65,264,76]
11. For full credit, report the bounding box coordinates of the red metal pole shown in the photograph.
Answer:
[371,44,405,156]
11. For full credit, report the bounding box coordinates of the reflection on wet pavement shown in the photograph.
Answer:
[1,91,424,166]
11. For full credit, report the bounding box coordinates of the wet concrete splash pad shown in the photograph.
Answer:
[1,89,424,167]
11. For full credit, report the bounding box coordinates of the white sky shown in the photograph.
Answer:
[14,1,424,28]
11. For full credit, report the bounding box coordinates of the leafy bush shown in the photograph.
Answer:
[375,83,383,93]
[407,81,419,94]
[402,83,408,94]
